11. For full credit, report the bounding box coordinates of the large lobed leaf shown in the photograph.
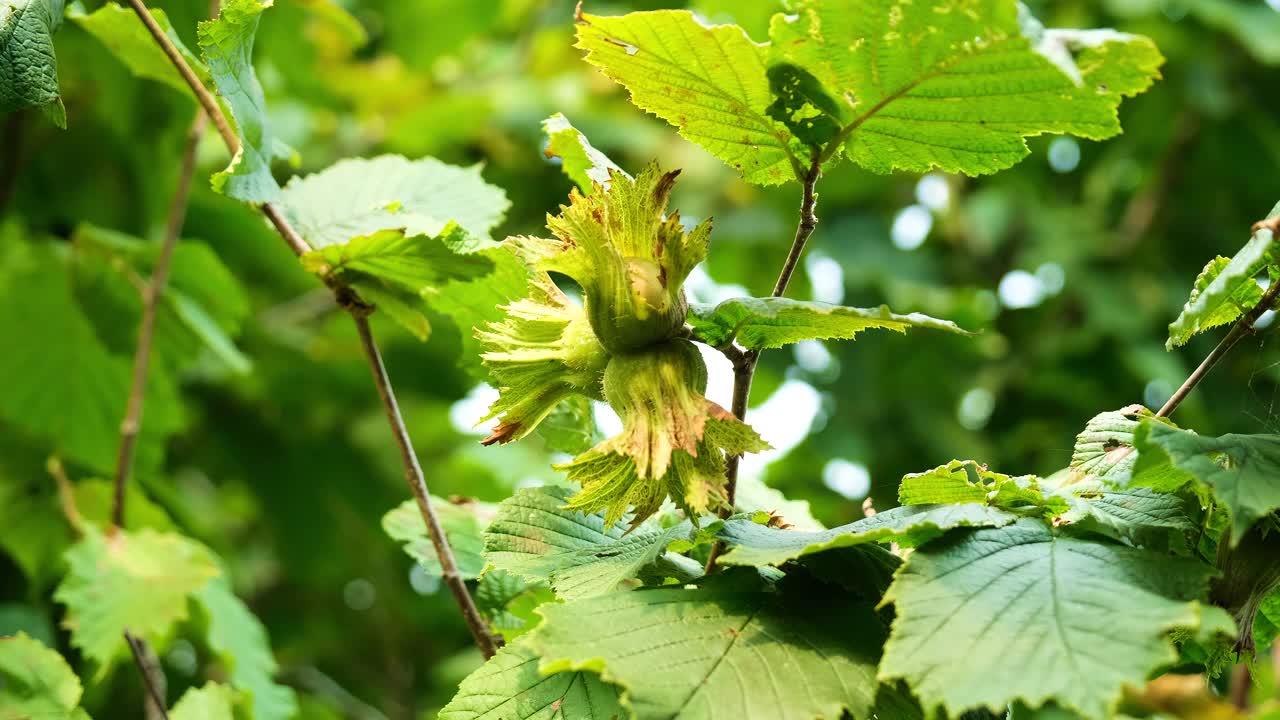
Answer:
[440,640,624,720]
[484,486,697,599]
[1133,421,1280,545]
[0,632,90,720]
[578,2,1161,182]
[772,0,1163,175]
[0,0,65,126]
[688,297,970,350]
[197,0,281,202]
[575,10,800,185]
[54,527,220,674]
[1166,212,1278,350]
[879,519,1234,719]
[278,154,510,249]
[532,579,885,720]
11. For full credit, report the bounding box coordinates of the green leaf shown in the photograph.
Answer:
[542,113,626,193]
[474,570,555,642]
[0,243,182,475]
[439,640,624,720]
[71,3,210,98]
[1049,481,1193,546]
[575,10,800,185]
[715,503,1020,567]
[1167,223,1277,349]
[1068,405,1170,484]
[382,496,490,579]
[198,0,280,202]
[534,395,601,456]
[879,519,1233,719]
[194,577,298,720]
[532,579,885,720]
[897,460,995,505]
[688,297,970,350]
[170,682,237,720]
[0,467,73,588]
[301,226,493,291]
[484,486,696,599]
[770,0,1163,175]
[0,0,65,127]
[765,63,842,149]
[0,632,90,720]
[1133,422,1280,545]
[433,245,533,379]
[278,155,510,249]
[53,527,220,675]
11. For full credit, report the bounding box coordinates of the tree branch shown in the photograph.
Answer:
[125,631,170,720]
[352,314,499,658]
[1157,269,1280,418]
[112,111,207,530]
[705,153,822,573]
[127,0,499,657]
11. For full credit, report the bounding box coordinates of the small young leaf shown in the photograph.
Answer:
[532,579,885,720]
[1167,221,1278,349]
[575,10,800,185]
[279,155,510,249]
[439,639,624,720]
[194,577,298,720]
[72,3,211,98]
[198,0,281,202]
[0,0,66,127]
[484,486,696,599]
[54,527,220,675]
[687,297,970,351]
[169,683,237,720]
[0,632,90,720]
[542,113,626,193]
[1132,422,1280,545]
[879,519,1234,719]
[715,503,1020,567]
[382,496,491,579]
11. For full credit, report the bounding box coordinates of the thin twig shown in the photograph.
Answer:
[1157,271,1280,418]
[127,0,499,655]
[704,153,822,573]
[112,111,208,530]
[125,632,170,720]
[352,314,499,658]
[125,0,236,152]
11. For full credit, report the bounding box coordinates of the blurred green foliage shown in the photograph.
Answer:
[3,0,1280,716]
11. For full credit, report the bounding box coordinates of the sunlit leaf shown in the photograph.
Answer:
[169,682,237,720]
[575,10,800,185]
[770,0,1164,175]
[687,297,970,350]
[279,155,510,249]
[0,632,89,720]
[542,113,626,193]
[54,527,219,674]
[1167,217,1277,349]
